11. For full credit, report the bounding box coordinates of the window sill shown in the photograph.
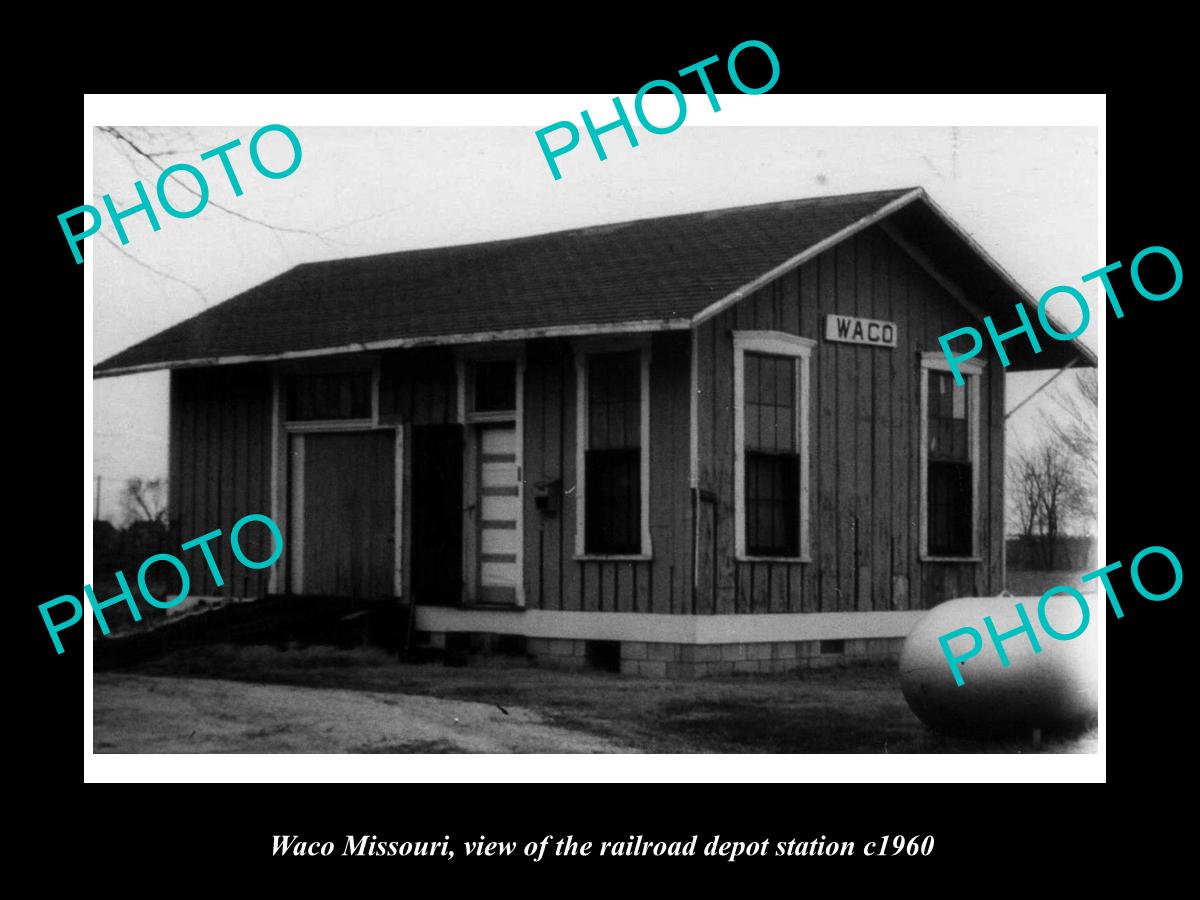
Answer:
[736,555,812,564]
[921,556,983,563]
[574,554,653,562]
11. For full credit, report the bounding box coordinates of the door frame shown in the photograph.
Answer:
[268,362,404,597]
[454,345,526,607]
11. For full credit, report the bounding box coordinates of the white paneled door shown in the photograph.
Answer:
[476,424,519,604]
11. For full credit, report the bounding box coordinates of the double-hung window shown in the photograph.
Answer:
[733,332,814,560]
[575,344,651,557]
[920,353,983,559]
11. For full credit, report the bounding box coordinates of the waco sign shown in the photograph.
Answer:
[825,314,897,348]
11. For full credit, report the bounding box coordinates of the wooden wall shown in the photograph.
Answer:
[170,340,697,611]
[171,224,1004,617]
[379,348,457,426]
[521,333,694,614]
[694,224,1005,614]
[169,366,275,598]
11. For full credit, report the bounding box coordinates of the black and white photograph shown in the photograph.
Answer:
[86,112,1101,760]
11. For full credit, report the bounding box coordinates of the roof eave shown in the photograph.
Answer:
[92,317,695,379]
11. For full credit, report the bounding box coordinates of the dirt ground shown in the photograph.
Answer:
[93,644,1097,754]
[95,673,632,753]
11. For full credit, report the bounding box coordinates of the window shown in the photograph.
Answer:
[920,353,983,559]
[285,371,373,421]
[733,332,814,560]
[745,353,800,555]
[472,360,516,413]
[575,344,650,557]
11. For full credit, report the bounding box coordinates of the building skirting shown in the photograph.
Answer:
[415,607,921,678]
[414,606,925,644]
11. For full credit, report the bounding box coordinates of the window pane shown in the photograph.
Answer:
[286,372,372,421]
[745,353,798,453]
[755,500,773,553]
[775,403,794,454]
[585,448,641,554]
[759,355,777,404]
[951,420,967,459]
[473,360,516,412]
[928,461,972,556]
[589,398,607,449]
[928,373,970,462]
[951,380,967,420]
[775,357,794,409]
[588,351,640,450]
[608,397,626,448]
[932,372,949,418]
[624,393,640,447]
[745,404,761,451]
[745,451,799,556]
[929,371,967,419]
[745,354,760,409]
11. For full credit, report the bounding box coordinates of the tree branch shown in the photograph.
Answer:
[99,232,209,304]
[99,126,342,246]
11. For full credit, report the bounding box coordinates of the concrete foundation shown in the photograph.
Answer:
[416,631,904,677]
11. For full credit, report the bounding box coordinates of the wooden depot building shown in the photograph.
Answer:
[95,188,1096,677]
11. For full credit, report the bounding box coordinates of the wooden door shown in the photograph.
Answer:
[289,430,396,597]
[411,425,464,604]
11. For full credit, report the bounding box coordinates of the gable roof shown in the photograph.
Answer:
[94,187,1095,376]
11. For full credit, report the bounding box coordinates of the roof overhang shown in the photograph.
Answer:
[94,318,693,378]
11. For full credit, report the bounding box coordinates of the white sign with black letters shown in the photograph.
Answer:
[824,314,897,348]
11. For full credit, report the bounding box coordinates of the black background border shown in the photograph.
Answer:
[18,37,1187,881]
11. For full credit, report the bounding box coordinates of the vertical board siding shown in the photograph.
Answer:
[988,358,1006,594]
[692,224,1002,613]
[649,332,691,614]
[522,346,546,608]
[519,334,693,614]
[694,322,716,615]
[169,366,274,599]
[380,348,457,426]
[712,312,737,614]
[171,225,1002,616]
[834,241,857,611]
[168,375,184,546]
[560,347,582,612]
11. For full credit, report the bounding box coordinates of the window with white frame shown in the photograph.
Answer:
[733,331,814,560]
[575,343,651,558]
[920,352,983,559]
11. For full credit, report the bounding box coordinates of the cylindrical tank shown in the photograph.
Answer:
[899,593,1098,735]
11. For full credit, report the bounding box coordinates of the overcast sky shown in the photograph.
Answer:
[92,124,1098,522]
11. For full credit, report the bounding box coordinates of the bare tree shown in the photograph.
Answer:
[121,477,168,527]
[1043,368,1097,481]
[1008,441,1089,569]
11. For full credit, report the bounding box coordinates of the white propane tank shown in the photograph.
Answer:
[899,593,1098,734]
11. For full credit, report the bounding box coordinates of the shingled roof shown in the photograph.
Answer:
[94,187,1095,376]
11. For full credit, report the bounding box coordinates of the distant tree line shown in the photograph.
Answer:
[1007,369,1097,570]
[94,478,170,573]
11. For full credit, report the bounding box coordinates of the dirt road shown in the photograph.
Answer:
[94,673,636,753]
